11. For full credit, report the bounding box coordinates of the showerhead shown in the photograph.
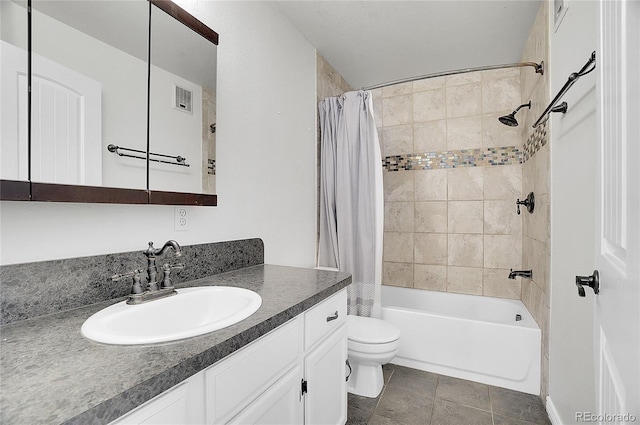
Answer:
[498,113,519,127]
[498,101,532,127]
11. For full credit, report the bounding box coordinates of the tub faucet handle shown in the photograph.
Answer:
[516,192,535,215]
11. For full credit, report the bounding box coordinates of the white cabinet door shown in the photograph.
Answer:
[109,373,204,425]
[228,365,304,425]
[205,317,303,424]
[304,323,347,425]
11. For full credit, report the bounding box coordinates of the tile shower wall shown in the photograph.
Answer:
[520,1,551,401]
[374,69,524,299]
[317,52,353,102]
[202,87,216,192]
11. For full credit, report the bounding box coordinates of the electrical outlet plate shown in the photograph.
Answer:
[174,207,189,231]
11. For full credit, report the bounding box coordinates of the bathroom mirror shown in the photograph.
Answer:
[149,0,217,195]
[30,0,149,190]
[0,0,218,204]
[0,0,30,199]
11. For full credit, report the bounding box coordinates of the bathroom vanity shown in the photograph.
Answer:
[0,264,351,425]
[112,289,347,425]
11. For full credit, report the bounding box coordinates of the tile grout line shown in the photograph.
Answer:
[489,385,496,425]
[428,374,439,425]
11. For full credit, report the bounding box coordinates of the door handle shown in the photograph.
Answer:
[326,311,339,322]
[576,270,599,297]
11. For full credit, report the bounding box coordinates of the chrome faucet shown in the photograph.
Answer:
[508,269,533,279]
[112,240,184,304]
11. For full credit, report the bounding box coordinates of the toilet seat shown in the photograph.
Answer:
[347,315,400,344]
[348,339,399,355]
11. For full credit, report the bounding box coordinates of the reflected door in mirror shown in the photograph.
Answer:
[1,0,29,182]
[30,0,148,190]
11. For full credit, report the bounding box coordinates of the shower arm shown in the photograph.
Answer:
[362,61,544,91]
[512,102,531,114]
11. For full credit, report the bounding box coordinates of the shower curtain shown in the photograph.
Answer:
[318,90,383,317]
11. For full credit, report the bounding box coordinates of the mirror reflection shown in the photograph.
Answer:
[149,2,217,194]
[29,0,149,189]
[1,0,29,181]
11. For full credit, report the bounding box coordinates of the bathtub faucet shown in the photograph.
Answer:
[508,269,532,279]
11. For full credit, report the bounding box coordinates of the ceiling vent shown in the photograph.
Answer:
[174,85,193,114]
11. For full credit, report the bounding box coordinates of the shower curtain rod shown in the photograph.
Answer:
[362,61,544,91]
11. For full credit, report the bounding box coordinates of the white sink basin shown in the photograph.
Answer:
[81,286,262,345]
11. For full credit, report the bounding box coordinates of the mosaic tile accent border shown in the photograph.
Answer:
[383,146,523,171]
[523,121,548,162]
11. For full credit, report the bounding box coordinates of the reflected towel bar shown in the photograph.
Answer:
[107,144,190,167]
[533,51,596,128]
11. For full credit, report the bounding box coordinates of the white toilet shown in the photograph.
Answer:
[346,315,401,398]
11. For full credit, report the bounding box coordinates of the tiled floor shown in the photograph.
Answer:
[347,364,551,425]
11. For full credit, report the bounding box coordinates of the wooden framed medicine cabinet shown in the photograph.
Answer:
[0,0,218,206]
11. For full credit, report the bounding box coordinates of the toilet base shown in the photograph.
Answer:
[347,362,384,398]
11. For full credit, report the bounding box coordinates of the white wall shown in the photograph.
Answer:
[0,1,318,268]
[548,0,598,421]
[148,65,203,193]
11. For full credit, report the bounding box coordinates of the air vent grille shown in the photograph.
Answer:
[174,85,193,113]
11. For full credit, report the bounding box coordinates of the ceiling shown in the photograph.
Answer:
[273,0,542,89]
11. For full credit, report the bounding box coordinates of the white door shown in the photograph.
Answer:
[594,0,639,422]
[30,51,102,186]
[0,40,29,180]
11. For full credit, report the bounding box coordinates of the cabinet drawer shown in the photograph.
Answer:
[304,289,347,350]
[205,316,303,424]
[109,373,204,425]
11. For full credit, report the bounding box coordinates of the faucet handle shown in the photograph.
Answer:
[111,270,137,281]
[163,262,185,272]
[112,269,144,295]
[130,270,144,294]
[160,263,184,289]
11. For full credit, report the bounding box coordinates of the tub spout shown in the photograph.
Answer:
[508,269,532,279]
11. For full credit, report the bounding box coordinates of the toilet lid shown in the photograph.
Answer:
[347,315,400,344]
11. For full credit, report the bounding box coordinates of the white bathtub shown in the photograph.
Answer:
[381,286,541,394]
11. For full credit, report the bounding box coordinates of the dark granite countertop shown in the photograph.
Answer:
[0,264,351,425]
